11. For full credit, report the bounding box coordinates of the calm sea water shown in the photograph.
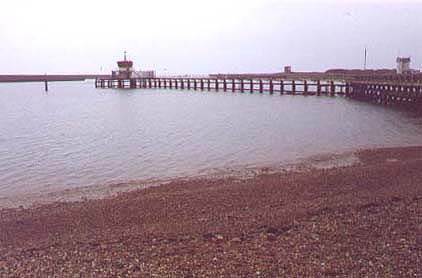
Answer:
[1,81,422,197]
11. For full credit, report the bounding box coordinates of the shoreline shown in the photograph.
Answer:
[0,148,361,209]
[1,145,421,276]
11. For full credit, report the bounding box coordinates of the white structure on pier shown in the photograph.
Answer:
[396,57,411,74]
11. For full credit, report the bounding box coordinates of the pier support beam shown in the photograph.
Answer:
[269,80,273,94]
[291,80,296,94]
[280,80,284,94]
[316,80,321,96]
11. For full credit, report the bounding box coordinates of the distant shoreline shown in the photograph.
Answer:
[0,74,109,82]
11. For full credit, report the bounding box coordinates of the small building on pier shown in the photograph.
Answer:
[111,51,156,79]
[112,52,134,79]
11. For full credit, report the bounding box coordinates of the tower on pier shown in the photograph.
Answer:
[112,51,134,79]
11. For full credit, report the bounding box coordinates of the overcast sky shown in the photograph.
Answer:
[1,0,421,75]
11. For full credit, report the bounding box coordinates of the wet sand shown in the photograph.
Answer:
[0,146,421,277]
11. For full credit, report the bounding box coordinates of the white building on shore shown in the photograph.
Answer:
[396,57,411,74]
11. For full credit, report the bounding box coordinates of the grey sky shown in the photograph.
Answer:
[1,0,421,75]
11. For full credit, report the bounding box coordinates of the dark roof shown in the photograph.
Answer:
[117,60,133,67]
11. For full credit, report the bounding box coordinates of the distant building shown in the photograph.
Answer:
[284,66,292,73]
[396,57,411,74]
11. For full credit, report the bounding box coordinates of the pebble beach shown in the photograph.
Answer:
[0,146,421,277]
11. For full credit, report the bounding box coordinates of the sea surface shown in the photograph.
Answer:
[1,81,422,199]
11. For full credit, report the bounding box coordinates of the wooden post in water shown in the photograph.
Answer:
[232,79,235,92]
[207,79,211,91]
[200,79,204,90]
[240,79,244,93]
[194,79,197,90]
[223,79,227,91]
[43,73,49,91]
[291,80,296,94]
[215,79,219,91]
[259,79,263,93]
[249,79,253,93]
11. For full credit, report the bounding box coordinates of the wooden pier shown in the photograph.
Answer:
[95,78,347,95]
[95,77,422,110]
[347,82,422,107]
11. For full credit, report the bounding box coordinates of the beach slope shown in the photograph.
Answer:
[0,147,421,277]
